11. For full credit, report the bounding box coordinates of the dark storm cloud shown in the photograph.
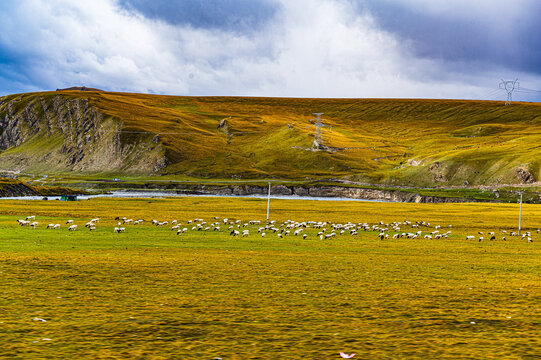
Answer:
[359,0,541,76]
[0,0,539,100]
[118,0,280,33]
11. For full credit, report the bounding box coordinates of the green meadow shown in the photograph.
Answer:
[0,197,539,359]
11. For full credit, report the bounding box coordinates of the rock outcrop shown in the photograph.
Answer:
[0,94,166,174]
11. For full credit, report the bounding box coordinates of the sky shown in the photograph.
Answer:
[0,0,540,101]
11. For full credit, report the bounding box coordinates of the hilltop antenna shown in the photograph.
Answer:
[310,113,331,150]
[499,78,519,105]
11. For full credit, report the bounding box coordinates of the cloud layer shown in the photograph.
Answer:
[0,0,540,101]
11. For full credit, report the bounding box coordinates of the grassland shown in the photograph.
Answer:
[2,91,541,187]
[0,197,539,359]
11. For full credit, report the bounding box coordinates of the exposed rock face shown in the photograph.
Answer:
[515,166,535,184]
[172,184,476,203]
[0,95,166,174]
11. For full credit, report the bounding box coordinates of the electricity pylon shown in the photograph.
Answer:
[499,79,519,105]
[310,113,331,150]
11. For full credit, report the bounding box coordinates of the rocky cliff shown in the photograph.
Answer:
[172,184,479,203]
[0,94,166,174]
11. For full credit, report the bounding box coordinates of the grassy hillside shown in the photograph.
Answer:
[1,91,541,186]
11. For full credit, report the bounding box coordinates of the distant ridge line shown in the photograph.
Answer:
[56,86,104,92]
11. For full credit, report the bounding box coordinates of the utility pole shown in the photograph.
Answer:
[518,192,523,236]
[499,79,519,105]
[266,182,271,226]
[310,113,331,150]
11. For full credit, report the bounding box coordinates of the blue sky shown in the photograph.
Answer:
[1,0,540,101]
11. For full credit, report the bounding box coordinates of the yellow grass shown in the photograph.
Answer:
[0,197,539,359]
[4,91,541,185]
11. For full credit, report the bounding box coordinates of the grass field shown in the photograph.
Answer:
[0,197,540,359]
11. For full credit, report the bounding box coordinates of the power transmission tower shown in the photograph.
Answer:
[499,78,519,105]
[310,113,331,150]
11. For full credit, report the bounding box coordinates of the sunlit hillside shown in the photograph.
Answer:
[1,90,540,186]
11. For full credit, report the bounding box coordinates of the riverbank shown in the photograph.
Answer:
[3,176,538,203]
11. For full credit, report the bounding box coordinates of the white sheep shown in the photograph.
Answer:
[68,224,78,231]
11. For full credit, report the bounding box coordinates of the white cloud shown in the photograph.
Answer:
[0,0,539,101]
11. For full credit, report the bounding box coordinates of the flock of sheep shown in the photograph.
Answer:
[15,215,535,243]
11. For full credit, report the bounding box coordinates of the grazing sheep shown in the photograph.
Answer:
[303,233,307,239]
[53,224,60,229]
[47,224,55,229]
[66,220,74,224]
[114,227,125,233]
[466,235,475,241]
[68,225,77,231]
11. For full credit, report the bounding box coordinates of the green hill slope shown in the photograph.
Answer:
[1,91,540,186]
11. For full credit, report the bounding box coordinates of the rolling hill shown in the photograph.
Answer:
[1,90,540,187]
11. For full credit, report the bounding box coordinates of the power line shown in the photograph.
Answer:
[516,87,541,93]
